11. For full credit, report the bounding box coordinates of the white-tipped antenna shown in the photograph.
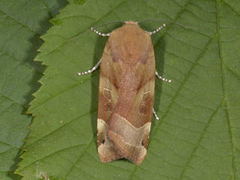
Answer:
[152,108,160,120]
[148,23,166,35]
[77,59,102,76]
[91,27,111,37]
[155,71,172,83]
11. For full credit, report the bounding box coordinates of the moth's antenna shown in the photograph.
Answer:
[77,59,102,76]
[90,21,125,37]
[152,108,160,120]
[148,23,166,35]
[155,71,172,83]
[91,27,111,37]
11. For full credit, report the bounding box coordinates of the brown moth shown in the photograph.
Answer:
[78,21,170,165]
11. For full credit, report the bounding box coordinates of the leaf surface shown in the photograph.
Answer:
[0,0,66,179]
[17,0,240,179]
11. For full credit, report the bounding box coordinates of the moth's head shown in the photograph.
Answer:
[124,21,138,25]
[91,20,166,37]
[123,21,140,29]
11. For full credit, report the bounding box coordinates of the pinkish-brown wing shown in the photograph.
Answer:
[97,41,122,163]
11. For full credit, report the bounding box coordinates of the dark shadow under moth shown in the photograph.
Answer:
[78,21,170,165]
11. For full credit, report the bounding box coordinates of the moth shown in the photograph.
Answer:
[78,21,171,165]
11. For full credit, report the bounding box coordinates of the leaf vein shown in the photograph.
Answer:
[44,0,128,56]
[152,37,213,136]
[216,1,237,179]
[178,102,222,179]
[19,144,86,171]
[27,111,95,147]
[0,8,37,34]
[30,73,97,111]
[64,139,94,178]
[222,0,240,17]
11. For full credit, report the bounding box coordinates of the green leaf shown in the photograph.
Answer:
[0,0,67,179]
[17,0,240,179]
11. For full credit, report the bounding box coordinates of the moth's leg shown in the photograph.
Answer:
[152,108,160,120]
[91,27,111,37]
[148,24,166,35]
[77,59,102,76]
[155,71,172,83]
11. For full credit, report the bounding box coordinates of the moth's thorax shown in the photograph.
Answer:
[108,24,152,64]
